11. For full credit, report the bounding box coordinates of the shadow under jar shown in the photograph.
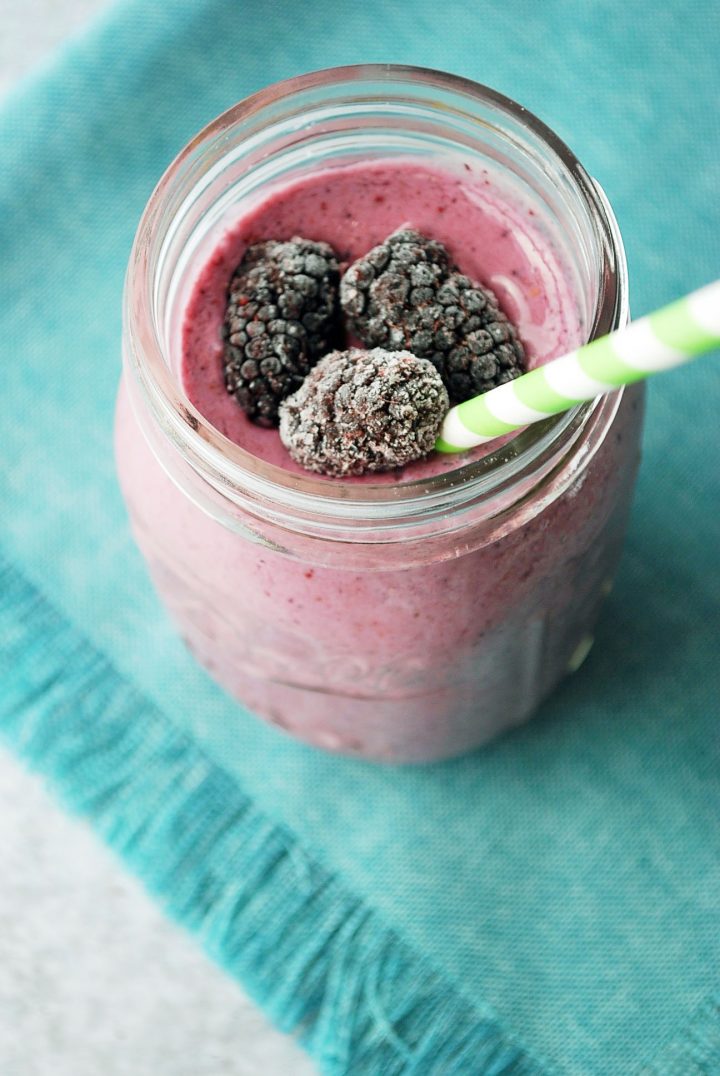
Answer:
[116,65,643,763]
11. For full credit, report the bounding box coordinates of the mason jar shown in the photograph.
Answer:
[115,65,643,763]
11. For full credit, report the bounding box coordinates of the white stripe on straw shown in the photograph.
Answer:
[436,280,720,453]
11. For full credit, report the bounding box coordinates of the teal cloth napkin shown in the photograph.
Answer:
[1,2,719,1072]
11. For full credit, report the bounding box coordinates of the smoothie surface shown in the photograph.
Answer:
[181,159,584,482]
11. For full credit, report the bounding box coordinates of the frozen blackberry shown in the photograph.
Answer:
[340,228,526,404]
[222,237,341,426]
[279,347,449,477]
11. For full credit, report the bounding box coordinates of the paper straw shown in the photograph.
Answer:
[436,280,720,453]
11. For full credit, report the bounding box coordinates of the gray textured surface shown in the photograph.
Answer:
[0,0,110,96]
[0,749,315,1075]
[0,3,316,1072]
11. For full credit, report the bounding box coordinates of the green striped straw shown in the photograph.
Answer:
[436,281,720,453]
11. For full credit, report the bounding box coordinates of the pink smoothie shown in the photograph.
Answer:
[116,159,643,762]
[180,160,581,481]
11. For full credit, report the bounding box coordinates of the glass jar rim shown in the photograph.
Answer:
[124,63,628,527]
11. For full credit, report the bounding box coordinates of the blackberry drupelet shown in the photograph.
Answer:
[222,237,341,425]
[340,229,526,404]
[278,347,449,477]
